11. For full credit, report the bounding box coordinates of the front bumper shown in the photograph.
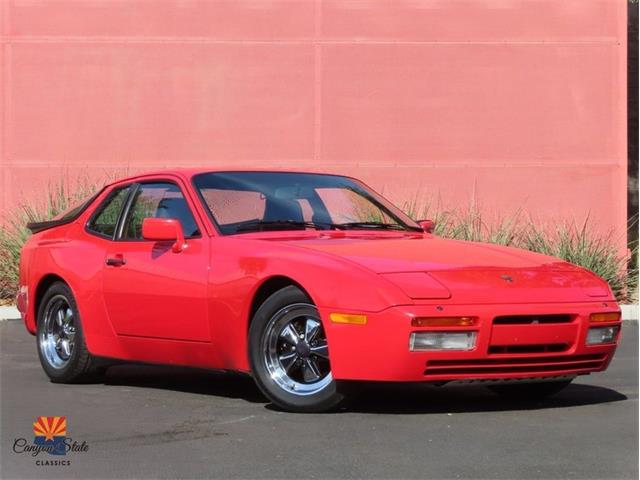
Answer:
[319,301,621,382]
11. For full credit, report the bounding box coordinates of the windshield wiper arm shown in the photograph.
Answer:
[235,220,339,233]
[235,219,421,233]
[337,222,418,231]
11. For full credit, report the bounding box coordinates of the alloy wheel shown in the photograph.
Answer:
[262,303,332,396]
[39,295,76,369]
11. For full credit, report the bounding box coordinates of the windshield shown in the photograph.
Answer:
[193,172,421,235]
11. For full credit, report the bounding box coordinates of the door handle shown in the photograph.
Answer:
[105,255,126,267]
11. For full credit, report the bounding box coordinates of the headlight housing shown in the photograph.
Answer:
[586,326,620,345]
[410,331,477,351]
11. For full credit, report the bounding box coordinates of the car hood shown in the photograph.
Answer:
[278,234,573,273]
[264,233,612,302]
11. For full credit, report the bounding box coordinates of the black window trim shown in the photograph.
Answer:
[114,179,203,242]
[114,183,140,240]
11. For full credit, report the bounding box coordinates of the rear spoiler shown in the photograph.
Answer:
[25,187,105,235]
[26,219,75,234]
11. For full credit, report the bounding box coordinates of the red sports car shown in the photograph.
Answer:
[17,170,621,412]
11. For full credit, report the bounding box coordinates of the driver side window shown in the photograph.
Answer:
[121,183,200,240]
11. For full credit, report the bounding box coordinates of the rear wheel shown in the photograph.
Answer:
[488,379,572,400]
[249,286,344,412]
[37,282,101,383]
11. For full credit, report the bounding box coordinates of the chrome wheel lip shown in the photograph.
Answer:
[39,295,76,370]
[262,303,332,396]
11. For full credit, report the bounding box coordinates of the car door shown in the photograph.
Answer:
[101,180,210,342]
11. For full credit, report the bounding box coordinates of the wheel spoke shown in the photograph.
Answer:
[278,352,298,373]
[56,309,64,327]
[303,358,321,382]
[280,324,300,346]
[304,318,321,343]
[62,308,75,338]
[60,339,71,357]
[310,343,329,359]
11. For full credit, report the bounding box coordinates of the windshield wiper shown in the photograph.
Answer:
[234,220,339,233]
[337,222,419,232]
[234,219,421,234]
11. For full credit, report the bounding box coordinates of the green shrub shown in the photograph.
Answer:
[0,178,106,302]
[0,183,637,304]
[403,197,638,304]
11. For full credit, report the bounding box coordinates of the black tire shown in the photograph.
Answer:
[36,281,101,383]
[488,379,572,400]
[249,286,345,412]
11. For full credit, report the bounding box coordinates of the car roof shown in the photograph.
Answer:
[108,167,351,186]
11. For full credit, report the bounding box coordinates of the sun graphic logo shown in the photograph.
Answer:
[33,417,67,456]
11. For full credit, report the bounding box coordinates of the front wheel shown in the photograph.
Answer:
[488,379,572,400]
[249,286,344,412]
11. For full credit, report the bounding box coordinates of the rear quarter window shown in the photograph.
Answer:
[86,186,131,238]
[55,190,102,222]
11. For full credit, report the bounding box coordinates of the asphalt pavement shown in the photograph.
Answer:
[1,318,637,479]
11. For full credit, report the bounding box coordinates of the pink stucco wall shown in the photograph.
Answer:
[0,1,627,242]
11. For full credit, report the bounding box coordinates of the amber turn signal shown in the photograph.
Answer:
[330,313,368,325]
[411,316,476,327]
[589,312,621,323]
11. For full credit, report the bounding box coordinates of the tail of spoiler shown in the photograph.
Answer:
[24,187,105,235]
[26,219,75,234]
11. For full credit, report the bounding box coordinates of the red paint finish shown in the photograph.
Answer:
[17,169,621,384]
[0,0,628,250]
[102,237,210,342]
[321,302,620,382]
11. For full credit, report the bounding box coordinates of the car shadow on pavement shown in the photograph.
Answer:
[101,363,627,414]
[334,381,628,414]
[102,364,268,403]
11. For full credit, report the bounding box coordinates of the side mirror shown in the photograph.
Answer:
[142,218,187,253]
[417,219,435,234]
